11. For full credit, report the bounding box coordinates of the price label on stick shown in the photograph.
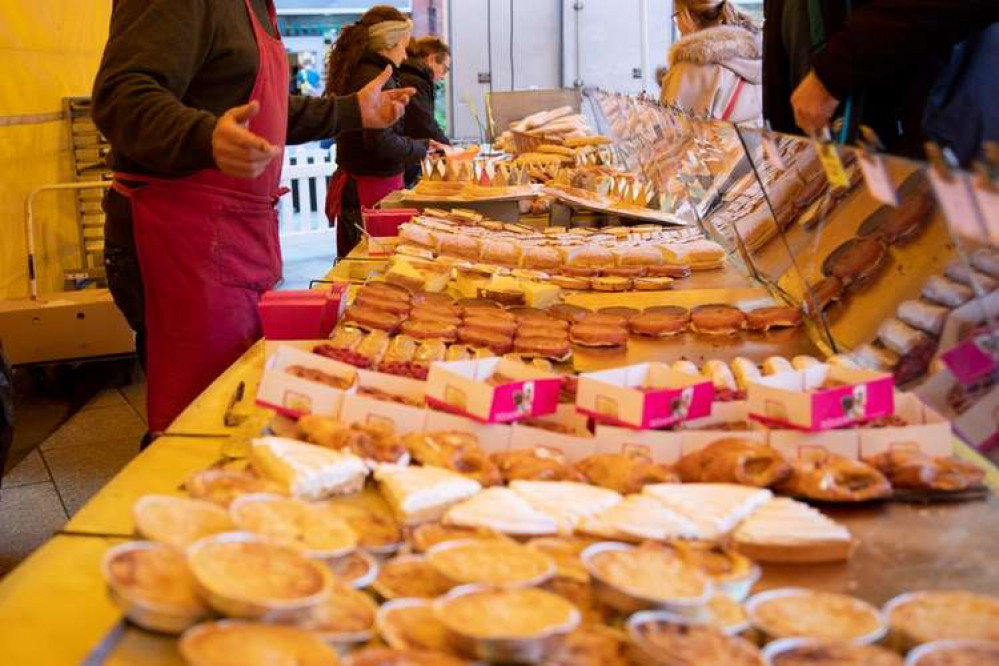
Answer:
[858,151,898,207]
[971,180,999,245]
[928,169,981,237]
[814,142,850,188]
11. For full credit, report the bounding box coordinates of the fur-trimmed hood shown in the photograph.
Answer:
[669,25,763,83]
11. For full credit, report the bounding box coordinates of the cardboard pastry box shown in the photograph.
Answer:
[577,363,714,430]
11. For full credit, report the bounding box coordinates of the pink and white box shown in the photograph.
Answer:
[339,370,428,436]
[592,425,683,464]
[422,409,514,455]
[748,363,894,431]
[858,392,953,459]
[425,357,561,423]
[256,345,357,418]
[679,402,769,456]
[576,363,714,429]
[508,405,597,463]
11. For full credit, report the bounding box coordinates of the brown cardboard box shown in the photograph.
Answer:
[0,290,134,365]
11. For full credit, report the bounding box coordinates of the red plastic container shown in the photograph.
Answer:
[258,283,348,340]
[362,207,420,238]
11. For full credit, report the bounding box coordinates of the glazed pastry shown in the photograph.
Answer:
[491,448,585,483]
[297,416,408,464]
[676,438,791,488]
[575,451,679,494]
[878,318,931,355]
[922,275,973,308]
[691,304,747,336]
[629,308,689,337]
[731,357,762,391]
[866,450,986,491]
[776,453,893,502]
[569,323,629,348]
[762,356,794,376]
[823,237,888,288]
[402,431,502,487]
[746,306,803,331]
[897,300,950,336]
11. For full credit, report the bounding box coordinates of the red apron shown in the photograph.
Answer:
[113,0,289,433]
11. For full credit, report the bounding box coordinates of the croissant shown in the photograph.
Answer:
[677,438,791,487]
[491,448,586,483]
[403,431,503,487]
[575,452,678,494]
[866,450,985,492]
[776,453,892,502]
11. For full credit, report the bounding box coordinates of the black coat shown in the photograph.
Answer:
[763,0,999,158]
[334,52,428,177]
[398,57,450,145]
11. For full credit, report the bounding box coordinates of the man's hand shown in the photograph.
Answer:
[791,70,841,137]
[428,139,448,153]
[212,101,281,178]
[358,66,416,129]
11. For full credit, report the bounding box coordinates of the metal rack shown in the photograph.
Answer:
[63,96,111,289]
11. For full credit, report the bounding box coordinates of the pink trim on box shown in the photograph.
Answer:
[581,381,713,429]
[254,398,305,420]
[942,334,998,385]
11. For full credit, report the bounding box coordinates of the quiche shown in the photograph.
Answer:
[887,591,999,646]
[105,541,207,615]
[374,556,455,600]
[749,589,885,642]
[629,619,762,666]
[768,640,904,666]
[302,578,378,638]
[230,495,358,556]
[436,587,578,639]
[133,495,233,550]
[586,543,710,605]
[179,621,339,666]
[427,539,555,588]
[377,600,454,653]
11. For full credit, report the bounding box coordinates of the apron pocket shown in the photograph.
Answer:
[214,202,282,291]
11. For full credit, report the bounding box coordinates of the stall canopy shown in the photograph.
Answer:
[0,1,111,300]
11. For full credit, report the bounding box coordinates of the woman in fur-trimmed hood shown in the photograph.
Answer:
[659,0,763,126]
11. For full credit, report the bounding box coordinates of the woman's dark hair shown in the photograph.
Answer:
[407,36,450,62]
[326,5,408,96]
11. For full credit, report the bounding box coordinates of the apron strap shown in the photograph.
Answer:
[722,79,747,122]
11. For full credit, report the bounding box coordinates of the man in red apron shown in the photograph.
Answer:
[93,0,413,436]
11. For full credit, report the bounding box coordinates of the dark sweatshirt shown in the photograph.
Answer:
[334,52,429,177]
[92,0,362,177]
[398,57,450,145]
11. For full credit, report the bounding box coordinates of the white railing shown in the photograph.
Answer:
[278,145,336,236]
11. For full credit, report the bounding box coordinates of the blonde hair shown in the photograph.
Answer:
[676,0,760,34]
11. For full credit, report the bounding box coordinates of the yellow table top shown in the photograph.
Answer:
[1,263,998,663]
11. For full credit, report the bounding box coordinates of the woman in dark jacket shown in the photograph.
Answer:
[399,37,451,187]
[325,6,443,257]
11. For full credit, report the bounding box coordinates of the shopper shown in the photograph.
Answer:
[92,0,415,437]
[399,36,452,187]
[325,6,444,258]
[764,0,999,158]
[659,0,763,126]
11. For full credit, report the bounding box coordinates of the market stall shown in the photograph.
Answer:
[1,90,998,666]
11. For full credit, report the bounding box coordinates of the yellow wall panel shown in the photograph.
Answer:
[0,0,112,299]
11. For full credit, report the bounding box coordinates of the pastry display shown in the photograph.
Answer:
[320,503,401,552]
[748,589,885,642]
[865,450,986,492]
[250,437,368,501]
[492,447,586,483]
[765,640,903,666]
[886,590,999,646]
[577,494,702,542]
[184,468,286,508]
[776,454,893,502]
[132,495,234,551]
[732,498,854,563]
[628,614,762,665]
[186,534,332,620]
[403,431,502,487]
[508,480,623,534]
[230,495,357,558]
[575,452,679,494]
[374,465,482,526]
[296,417,409,466]
[426,539,555,587]
[302,576,378,639]
[179,621,339,666]
[675,438,791,487]
[373,555,456,600]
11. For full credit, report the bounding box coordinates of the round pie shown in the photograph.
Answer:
[675,542,759,601]
[907,640,999,666]
[585,543,710,606]
[409,523,508,553]
[302,577,378,639]
[628,614,762,665]
[427,539,555,588]
[179,621,339,666]
[377,599,454,653]
[344,647,470,666]
[320,503,401,551]
[103,541,209,630]
[187,534,331,618]
[374,556,455,599]
[185,469,286,507]
[766,639,903,666]
[328,551,377,589]
[435,587,579,640]
[134,495,234,550]
[748,589,885,642]
[230,495,358,557]
[886,590,999,646]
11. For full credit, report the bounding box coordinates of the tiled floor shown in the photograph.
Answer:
[0,386,145,575]
[0,239,329,576]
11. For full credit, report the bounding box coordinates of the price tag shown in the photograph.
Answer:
[971,180,999,245]
[814,142,850,188]
[928,169,982,237]
[857,151,899,207]
[761,134,786,170]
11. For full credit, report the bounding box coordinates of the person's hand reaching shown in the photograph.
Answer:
[358,66,416,128]
[211,101,281,178]
[791,70,841,137]
[428,139,448,153]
